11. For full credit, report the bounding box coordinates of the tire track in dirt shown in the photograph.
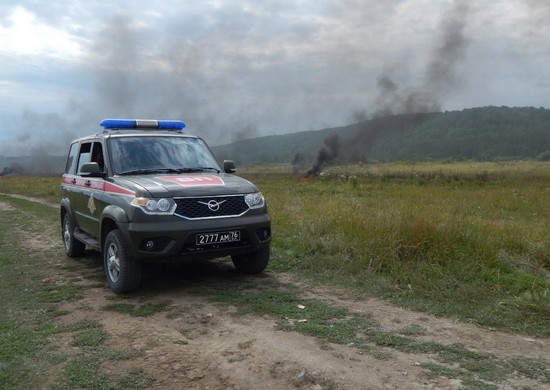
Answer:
[51,257,550,390]
[3,194,550,389]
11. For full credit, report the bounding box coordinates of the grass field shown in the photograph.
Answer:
[1,161,549,336]
[243,161,550,336]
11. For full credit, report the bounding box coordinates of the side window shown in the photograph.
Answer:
[65,142,79,174]
[91,142,105,172]
[77,142,92,174]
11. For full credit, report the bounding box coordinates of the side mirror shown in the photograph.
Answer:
[80,162,105,178]
[223,160,237,174]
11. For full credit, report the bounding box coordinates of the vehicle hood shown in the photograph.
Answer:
[112,173,259,197]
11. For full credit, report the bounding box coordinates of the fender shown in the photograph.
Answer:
[101,204,130,224]
[60,197,76,225]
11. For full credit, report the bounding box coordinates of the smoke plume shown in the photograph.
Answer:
[305,134,339,177]
[2,1,477,178]
[374,1,470,117]
[302,1,471,175]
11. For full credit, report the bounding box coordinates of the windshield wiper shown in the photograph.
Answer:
[177,167,221,173]
[117,168,181,175]
[118,167,220,175]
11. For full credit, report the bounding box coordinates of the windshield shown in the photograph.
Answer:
[108,136,221,175]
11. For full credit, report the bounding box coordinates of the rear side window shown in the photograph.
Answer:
[76,142,92,174]
[65,142,79,174]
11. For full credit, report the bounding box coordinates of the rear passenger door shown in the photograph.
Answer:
[71,141,105,236]
[61,141,80,221]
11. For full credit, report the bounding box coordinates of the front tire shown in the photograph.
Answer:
[104,230,142,294]
[231,246,270,274]
[62,213,85,257]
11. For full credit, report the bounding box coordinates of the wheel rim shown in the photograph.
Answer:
[106,243,121,282]
[63,218,71,250]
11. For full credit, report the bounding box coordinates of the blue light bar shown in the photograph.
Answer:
[100,119,185,130]
[157,120,185,129]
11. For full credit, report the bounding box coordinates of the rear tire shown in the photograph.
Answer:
[231,246,270,274]
[62,213,85,257]
[104,230,142,294]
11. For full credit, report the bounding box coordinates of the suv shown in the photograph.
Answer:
[60,119,271,293]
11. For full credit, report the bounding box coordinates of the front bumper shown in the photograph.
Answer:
[118,213,271,261]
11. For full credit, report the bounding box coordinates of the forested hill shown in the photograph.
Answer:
[212,106,550,165]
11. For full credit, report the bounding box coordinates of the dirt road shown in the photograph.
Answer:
[54,270,550,390]
[3,197,550,389]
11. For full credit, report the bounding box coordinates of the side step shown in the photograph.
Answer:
[74,229,101,252]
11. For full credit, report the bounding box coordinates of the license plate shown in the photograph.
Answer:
[196,230,240,245]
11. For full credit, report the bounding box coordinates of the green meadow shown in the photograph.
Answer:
[1,161,549,335]
[245,161,550,335]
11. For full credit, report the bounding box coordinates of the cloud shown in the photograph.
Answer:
[0,0,549,157]
[0,6,82,58]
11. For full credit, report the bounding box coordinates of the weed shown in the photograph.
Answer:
[505,356,550,383]
[55,356,110,390]
[42,284,83,302]
[421,362,497,390]
[397,324,427,336]
[116,369,155,388]
[72,329,107,348]
[0,195,154,389]
[66,319,101,331]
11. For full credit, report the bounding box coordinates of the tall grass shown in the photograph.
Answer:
[249,162,550,335]
[2,161,549,335]
[0,176,59,204]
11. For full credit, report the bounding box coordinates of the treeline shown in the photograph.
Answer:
[213,106,550,165]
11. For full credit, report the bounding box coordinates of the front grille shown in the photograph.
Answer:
[174,195,249,220]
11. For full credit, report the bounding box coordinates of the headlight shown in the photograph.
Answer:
[131,197,176,215]
[244,192,265,209]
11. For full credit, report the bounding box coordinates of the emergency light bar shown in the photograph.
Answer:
[100,119,185,130]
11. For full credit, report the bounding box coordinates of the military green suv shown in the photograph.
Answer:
[60,119,271,293]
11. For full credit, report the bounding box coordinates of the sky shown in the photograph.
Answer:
[0,0,549,156]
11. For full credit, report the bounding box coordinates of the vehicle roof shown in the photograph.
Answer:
[71,129,201,144]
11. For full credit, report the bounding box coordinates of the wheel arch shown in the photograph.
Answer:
[100,217,118,252]
[60,199,81,238]
[100,204,129,251]
[60,197,72,225]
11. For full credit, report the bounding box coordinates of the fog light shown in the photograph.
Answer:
[145,240,155,250]
[257,228,271,241]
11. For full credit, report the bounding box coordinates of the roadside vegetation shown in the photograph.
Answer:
[1,161,549,336]
[202,279,549,389]
[0,194,154,390]
[243,161,550,336]
[1,160,549,389]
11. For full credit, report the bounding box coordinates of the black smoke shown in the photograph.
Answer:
[0,164,19,176]
[305,134,339,177]
[302,1,471,175]
[373,1,470,117]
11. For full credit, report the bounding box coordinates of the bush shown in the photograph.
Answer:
[536,150,550,161]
